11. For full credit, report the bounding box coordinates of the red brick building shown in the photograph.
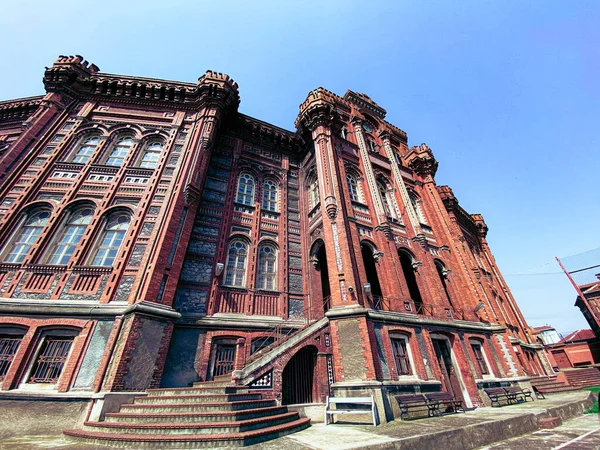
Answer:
[0,55,552,421]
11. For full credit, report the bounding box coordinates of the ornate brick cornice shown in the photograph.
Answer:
[471,214,489,238]
[343,90,386,119]
[43,55,240,114]
[0,96,43,122]
[231,114,303,153]
[404,143,438,178]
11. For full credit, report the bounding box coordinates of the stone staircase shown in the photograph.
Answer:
[562,367,600,388]
[63,381,310,448]
[530,375,579,394]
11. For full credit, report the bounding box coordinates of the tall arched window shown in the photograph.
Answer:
[262,180,278,212]
[410,192,428,224]
[90,212,131,266]
[307,174,319,210]
[236,173,255,206]
[347,172,361,202]
[138,142,163,169]
[378,181,392,217]
[106,137,133,167]
[257,244,277,290]
[225,240,248,287]
[398,249,423,309]
[46,207,94,265]
[2,208,51,263]
[71,136,100,164]
[435,260,453,308]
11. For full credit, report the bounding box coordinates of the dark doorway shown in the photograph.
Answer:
[399,251,423,311]
[361,243,382,308]
[209,340,236,380]
[432,338,465,406]
[282,346,317,405]
[316,244,331,312]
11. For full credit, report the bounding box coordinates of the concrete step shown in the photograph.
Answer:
[82,412,300,435]
[120,399,277,414]
[146,386,249,396]
[132,393,261,405]
[192,380,237,388]
[64,417,311,449]
[105,406,290,424]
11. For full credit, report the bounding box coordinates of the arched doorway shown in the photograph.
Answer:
[398,250,423,312]
[282,346,317,405]
[361,242,383,309]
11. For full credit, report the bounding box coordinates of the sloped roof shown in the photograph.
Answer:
[559,329,595,343]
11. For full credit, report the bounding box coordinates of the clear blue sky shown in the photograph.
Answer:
[1,1,598,334]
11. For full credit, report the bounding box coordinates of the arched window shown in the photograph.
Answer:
[435,260,453,308]
[307,174,319,210]
[262,180,278,212]
[257,244,277,290]
[2,209,51,263]
[90,212,131,266]
[46,207,94,265]
[236,173,255,206]
[138,142,163,169]
[347,172,361,203]
[225,240,248,287]
[378,181,392,217]
[410,192,428,224]
[71,136,99,164]
[398,250,423,309]
[106,137,133,167]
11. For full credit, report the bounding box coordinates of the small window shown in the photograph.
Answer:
[88,174,114,182]
[391,337,412,376]
[46,207,94,265]
[470,342,489,375]
[257,245,277,290]
[106,137,133,167]
[72,137,99,164]
[90,213,130,266]
[138,142,163,169]
[262,180,278,212]
[0,333,24,380]
[378,181,392,217]
[52,171,78,179]
[2,209,51,263]
[225,241,248,287]
[236,173,255,206]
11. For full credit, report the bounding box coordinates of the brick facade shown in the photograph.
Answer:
[0,55,551,416]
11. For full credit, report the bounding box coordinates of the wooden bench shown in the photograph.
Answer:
[395,394,433,419]
[484,387,513,407]
[504,386,534,403]
[324,395,378,426]
[425,392,464,416]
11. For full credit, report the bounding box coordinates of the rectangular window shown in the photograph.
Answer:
[88,174,114,182]
[471,342,489,375]
[28,337,73,384]
[391,338,412,376]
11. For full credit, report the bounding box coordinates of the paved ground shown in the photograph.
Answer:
[0,391,596,449]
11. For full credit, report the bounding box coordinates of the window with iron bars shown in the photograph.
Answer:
[28,337,73,384]
[0,336,22,380]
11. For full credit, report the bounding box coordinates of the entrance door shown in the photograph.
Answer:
[210,342,236,380]
[432,338,465,405]
[282,346,316,405]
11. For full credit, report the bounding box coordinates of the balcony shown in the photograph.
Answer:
[214,286,281,317]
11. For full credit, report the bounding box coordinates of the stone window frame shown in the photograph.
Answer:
[469,338,494,379]
[1,205,53,264]
[87,210,132,267]
[305,170,320,211]
[42,204,95,266]
[236,172,256,206]
[224,239,249,288]
[389,332,418,379]
[69,135,101,164]
[136,140,164,170]
[256,242,278,291]
[261,179,279,212]
[18,328,79,390]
